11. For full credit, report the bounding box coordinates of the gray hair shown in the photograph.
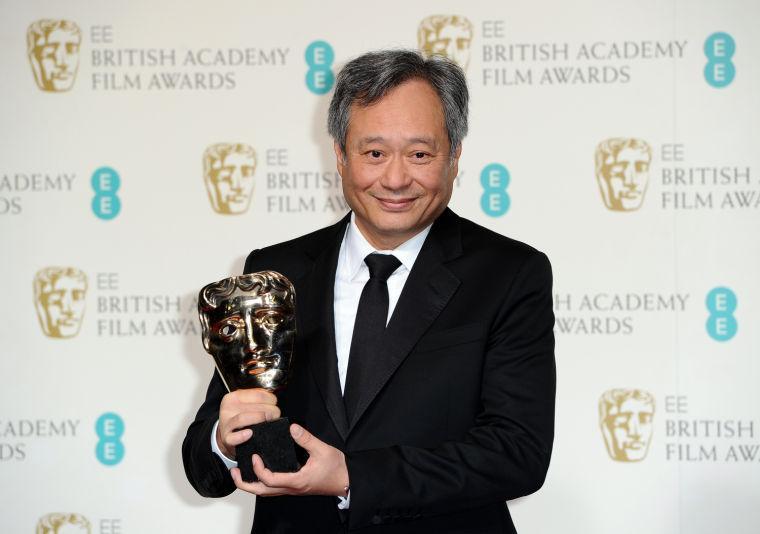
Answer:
[327,49,469,157]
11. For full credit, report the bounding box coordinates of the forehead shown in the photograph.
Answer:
[615,146,650,162]
[434,24,471,39]
[618,398,654,413]
[47,275,85,291]
[46,28,80,44]
[347,79,446,145]
[217,151,254,166]
[215,287,292,313]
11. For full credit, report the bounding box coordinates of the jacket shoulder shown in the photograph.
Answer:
[457,215,548,265]
[243,218,346,277]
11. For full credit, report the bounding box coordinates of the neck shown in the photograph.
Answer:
[353,219,418,250]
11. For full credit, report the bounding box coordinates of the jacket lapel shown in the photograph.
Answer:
[302,215,351,441]
[346,209,462,433]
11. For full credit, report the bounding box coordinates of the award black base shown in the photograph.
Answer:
[236,417,306,483]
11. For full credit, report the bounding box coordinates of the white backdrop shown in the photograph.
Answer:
[1,0,758,532]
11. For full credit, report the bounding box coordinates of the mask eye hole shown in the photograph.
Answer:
[219,323,237,339]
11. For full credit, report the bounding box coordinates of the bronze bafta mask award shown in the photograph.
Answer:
[199,271,303,482]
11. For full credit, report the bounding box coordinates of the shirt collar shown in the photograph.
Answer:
[343,213,432,281]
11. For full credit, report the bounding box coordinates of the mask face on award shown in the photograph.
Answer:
[599,388,655,462]
[199,272,295,391]
[595,138,652,212]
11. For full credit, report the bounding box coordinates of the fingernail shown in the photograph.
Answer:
[291,424,303,438]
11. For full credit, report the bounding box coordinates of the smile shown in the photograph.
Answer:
[375,197,418,211]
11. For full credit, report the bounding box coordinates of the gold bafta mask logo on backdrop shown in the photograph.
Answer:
[27,19,82,92]
[203,143,257,215]
[595,138,652,211]
[418,15,474,69]
[33,267,88,338]
[599,388,655,462]
[36,513,91,534]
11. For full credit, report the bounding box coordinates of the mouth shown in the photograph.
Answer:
[375,196,418,212]
[242,353,280,375]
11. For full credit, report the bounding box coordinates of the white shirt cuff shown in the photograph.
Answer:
[211,419,238,470]
[337,491,350,509]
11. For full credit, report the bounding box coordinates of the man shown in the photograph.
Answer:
[183,50,555,533]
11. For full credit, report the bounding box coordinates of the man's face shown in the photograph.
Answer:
[37,275,87,338]
[335,78,460,249]
[598,145,650,211]
[203,288,295,391]
[604,398,654,461]
[424,23,472,69]
[207,150,256,214]
[32,27,81,91]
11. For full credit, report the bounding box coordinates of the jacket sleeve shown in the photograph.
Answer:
[182,369,237,498]
[181,250,264,497]
[344,252,556,529]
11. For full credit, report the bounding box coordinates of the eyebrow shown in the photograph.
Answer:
[357,136,437,147]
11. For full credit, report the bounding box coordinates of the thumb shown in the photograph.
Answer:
[290,424,315,449]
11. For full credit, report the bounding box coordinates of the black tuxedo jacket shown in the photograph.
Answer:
[183,208,555,533]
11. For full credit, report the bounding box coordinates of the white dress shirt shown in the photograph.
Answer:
[211,214,432,507]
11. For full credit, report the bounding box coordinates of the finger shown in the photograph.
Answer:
[231,388,279,405]
[231,466,287,496]
[290,424,316,451]
[226,408,280,431]
[252,454,305,493]
[224,427,253,447]
[233,404,281,421]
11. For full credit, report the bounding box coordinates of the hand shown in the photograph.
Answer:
[230,424,349,497]
[217,388,280,459]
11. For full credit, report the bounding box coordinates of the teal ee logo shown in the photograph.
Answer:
[480,163,510,216]
[305,40,334,95]
[704,32,736,88]
[91,167,121,220]
[95,412,125,466]
[706,287,737,341]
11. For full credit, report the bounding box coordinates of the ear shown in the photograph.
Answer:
[334,141,346,177]
[449,144,462,182]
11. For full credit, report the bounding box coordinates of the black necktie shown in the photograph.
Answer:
[343,253,402,424]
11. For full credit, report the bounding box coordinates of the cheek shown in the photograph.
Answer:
[345,166,379,190]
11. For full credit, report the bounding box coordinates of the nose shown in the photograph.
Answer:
[54,44,67,68]
[446,39,457,58]
[627,415,642,439]
[61,292,74,316]
[244,315,271,355]
[229,167,243,192]
[379,154,413,191]
[623,164,636,187]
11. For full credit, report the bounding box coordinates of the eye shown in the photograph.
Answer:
[409,151,432,164]
[219,323,237,337]
[262,313,284,327]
